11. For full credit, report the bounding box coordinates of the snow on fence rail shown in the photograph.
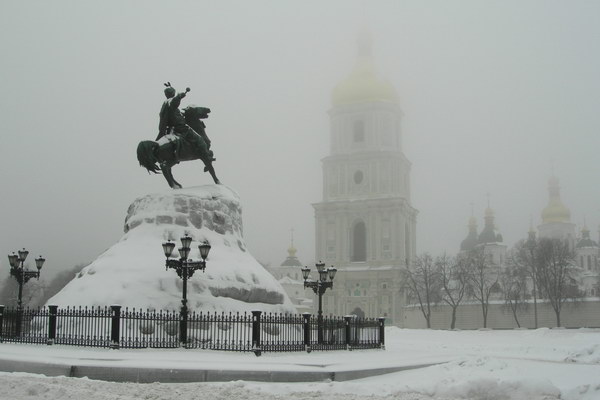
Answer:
[0,305,384,355]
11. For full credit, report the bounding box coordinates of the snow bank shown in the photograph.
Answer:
[1,328,600,399]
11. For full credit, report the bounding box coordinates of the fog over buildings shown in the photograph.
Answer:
[1,1,599,280]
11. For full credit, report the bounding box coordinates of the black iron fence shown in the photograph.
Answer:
[0,305,384,355]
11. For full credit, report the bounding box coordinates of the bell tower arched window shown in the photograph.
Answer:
[352,220,367,262]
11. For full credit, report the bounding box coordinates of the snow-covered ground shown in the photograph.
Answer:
[1,327,599,400]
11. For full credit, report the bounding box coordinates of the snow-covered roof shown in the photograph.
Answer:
[278,276,303,285]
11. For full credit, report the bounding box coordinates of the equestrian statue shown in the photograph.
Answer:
[137,83,220,189]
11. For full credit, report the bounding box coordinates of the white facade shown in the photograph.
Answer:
[575,227,600,297]
[482,243,508,268]
[538,222,576,249]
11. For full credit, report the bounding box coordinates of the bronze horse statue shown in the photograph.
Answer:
[137,106,220,189]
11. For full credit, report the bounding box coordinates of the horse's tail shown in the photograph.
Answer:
[137,141,161,174]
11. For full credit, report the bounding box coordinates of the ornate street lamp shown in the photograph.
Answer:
[7,248,46,336]
[162,235,211,344]
[7,248,45,309]
[302,261,337,344]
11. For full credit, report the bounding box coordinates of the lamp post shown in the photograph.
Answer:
[162,235,211,344]
[301,261,337,344]
[7,249,46,309]
[7,248,46,336]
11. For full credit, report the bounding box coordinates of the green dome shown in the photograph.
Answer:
[460,216,478,251]
[577,226,597,248]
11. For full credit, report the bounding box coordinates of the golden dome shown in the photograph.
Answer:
[541,176,571,223]
[332,67,398,106]
[287,245,297,258]
[541,203,570,223]
[332,30,398,106]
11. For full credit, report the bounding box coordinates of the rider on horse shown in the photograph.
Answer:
[137,82,219,188]
[157,83,208,163]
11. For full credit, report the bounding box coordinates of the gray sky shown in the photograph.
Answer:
[1,1,599,279]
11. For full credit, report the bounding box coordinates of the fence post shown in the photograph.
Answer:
[180,307,188,347]
[378,317,385,350]
[302,312,312,353]
[344,315,353,351]
[47,305,58,345]
[251,310,262,356]
[16,306,23,337]
[0,305,4,341]
[110,305,121,349]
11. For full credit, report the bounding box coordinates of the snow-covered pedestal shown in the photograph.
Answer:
[48,185,295,313]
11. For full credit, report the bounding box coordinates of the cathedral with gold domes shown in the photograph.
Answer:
[459,203,507,267]
[312,31,417,324]
[459,175,599,298]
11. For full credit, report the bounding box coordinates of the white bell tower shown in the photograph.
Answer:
[314,31,417,267]
[312,31,418,324]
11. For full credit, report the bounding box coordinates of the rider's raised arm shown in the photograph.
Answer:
[171,88,189,109]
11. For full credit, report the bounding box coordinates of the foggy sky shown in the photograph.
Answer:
[1,1,599,280]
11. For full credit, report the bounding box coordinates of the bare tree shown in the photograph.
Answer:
[465,247,500,328]
[510,236,540,328]
[535,238,580,327]
[437,254,468,329]
[402,253,441,328]
[0,263,87,309]
[499,265,529,327]
[0,276,47,309]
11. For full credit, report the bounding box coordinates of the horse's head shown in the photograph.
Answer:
[183,105,211,123]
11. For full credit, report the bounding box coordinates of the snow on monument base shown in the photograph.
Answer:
[49,185,295,314]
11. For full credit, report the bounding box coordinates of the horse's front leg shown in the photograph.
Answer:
[160,162,182,189]
[202,160,220,184]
